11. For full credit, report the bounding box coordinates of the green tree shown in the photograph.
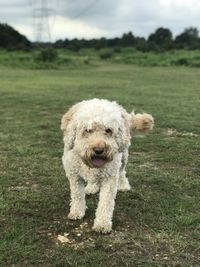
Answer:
[0,23,30,50]
[148,27,173,50]
[121,32,135,46]
[174,27,200,49]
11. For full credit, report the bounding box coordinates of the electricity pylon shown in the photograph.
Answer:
[30,0,56,43]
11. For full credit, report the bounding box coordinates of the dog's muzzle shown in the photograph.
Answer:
[83,143,113,168]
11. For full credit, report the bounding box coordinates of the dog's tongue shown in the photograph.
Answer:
[91,157,105,167]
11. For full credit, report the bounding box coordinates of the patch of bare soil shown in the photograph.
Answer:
[164,128,198,137]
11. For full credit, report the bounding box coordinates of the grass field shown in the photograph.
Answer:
[0,60,200,266]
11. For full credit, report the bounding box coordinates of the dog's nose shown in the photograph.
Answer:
[93,147,104,155]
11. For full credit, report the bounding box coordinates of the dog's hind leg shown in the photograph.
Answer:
[118,149,131,191]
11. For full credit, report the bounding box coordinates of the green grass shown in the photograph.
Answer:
[1,48,200,69]
[0,60,200,266]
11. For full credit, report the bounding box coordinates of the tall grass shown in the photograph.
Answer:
[1,48,200,69]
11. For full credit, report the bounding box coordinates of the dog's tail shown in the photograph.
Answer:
[130,111,154,135]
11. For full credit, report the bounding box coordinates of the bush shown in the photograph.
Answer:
[99,51,113,60]
[35,48,58,62]
[83,57,90,64]
[172,58,190,66]
[147,42,161,52]
[113,47,122,53]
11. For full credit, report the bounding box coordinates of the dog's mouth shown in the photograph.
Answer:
[90,156,107,168]
[82,147,113,168]
[83,155,109,168]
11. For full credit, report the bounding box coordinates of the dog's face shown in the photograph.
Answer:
[74,122,119,168]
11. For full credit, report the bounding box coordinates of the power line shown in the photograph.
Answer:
[29,0,99,42]
[30,0,57,43]
[71,0,99,19]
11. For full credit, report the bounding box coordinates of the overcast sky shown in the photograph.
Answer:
[1,0,200,42]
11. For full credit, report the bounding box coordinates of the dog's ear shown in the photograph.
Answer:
[130,112,154,135]
[61,103,79,149]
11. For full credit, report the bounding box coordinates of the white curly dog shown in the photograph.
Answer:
[61,99,154,233]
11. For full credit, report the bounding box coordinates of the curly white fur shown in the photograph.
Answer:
[61,98,154,233]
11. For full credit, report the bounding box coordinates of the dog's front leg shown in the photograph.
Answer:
[93,176,118,233]
[68,177,86,220]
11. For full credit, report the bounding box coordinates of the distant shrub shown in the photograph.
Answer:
[135,40,148,52]
[68,45,81,52]
[147,42,160,52]
[113,47,121,53]
[57,57,72,65]
[35,48,58,62]
[100,51,113,60]
[17,55,31,62]
[192,62,200,67]
[83,58,90,64]
[173,58,190,66]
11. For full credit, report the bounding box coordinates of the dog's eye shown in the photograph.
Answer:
[105,128,112,135]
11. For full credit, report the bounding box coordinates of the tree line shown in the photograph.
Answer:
[0,22,200,52]
[54,27,200,52]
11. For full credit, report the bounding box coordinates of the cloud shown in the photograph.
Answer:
[14,15,107,42]
[0,0,200,41]
[47,15,107,41]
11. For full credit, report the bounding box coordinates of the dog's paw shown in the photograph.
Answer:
[118,177,131,192]
[85,183,100,195]
[92,222,112,234]
[67,211,85,220]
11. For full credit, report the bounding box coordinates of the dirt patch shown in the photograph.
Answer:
[54,223,132,251]
[164,128,198,137]
[54,222,96,250]
[138,162,158,170]
[9,182,50,192]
